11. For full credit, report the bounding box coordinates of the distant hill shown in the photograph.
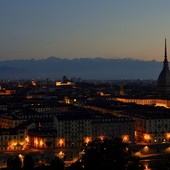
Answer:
[0,57,162,80]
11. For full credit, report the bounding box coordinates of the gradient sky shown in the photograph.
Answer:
[1,0,170,61]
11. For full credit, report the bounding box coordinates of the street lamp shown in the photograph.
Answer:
[144,134,151,143]
[57,151,65,159]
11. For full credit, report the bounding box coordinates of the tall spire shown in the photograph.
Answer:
[164,39,169,69]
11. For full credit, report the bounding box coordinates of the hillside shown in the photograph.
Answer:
[0,57,162,80]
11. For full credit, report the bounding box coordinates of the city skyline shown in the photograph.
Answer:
[1,1,170,61]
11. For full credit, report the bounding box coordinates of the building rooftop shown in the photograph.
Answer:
[87,99,170,119]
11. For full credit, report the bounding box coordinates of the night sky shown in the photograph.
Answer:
[0,0,170,61]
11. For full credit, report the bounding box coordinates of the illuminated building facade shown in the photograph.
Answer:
[0,114,26,129]
[116,101,170,143]
[91,116,134,143]
[0,122,34,151]
[135,115,170,143]
[116,98,170,108]
[54,114,92,147]
[0,86,16,95]
[27,128,59,148]
[53,111,135,147]
[56,81,75,86]
[88,98,170,143]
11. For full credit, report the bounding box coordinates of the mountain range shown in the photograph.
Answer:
[0,57,163,80]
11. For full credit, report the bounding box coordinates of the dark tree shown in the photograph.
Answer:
[80,137,139,170]
[7,156,22,170]
[22,154,34,170]
[48,156,64,170]
[66,161,82,170]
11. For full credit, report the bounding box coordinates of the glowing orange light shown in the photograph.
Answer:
[20,141,24,145]
[84,137,91,144]
[122,135,129,143]
[12,141,17,146]
[144,134,151,142]
[143,146,149,153]
[59,139,63,145]
[99,136,105,141]
[34,139,38,145]
[65,97,71,104]
[31,80,36,86]
[58,138,65,147]
[58,151,65,159]
[25,137,29,143]
[144,163,150,170]
[39,140,43,147]
[18,154,24,167]
[166,133,170,140]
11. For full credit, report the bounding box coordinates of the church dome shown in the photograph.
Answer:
[157,68,170,87]
[157,39,170,95]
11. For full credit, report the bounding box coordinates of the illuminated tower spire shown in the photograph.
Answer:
[163,39,169,69]
[157,39,170,96]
